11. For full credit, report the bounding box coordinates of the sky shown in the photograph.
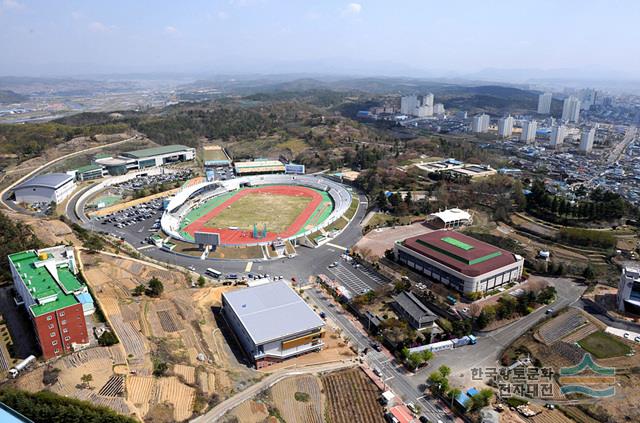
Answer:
[1,0,639,79]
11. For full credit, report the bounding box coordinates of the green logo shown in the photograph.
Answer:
[559,354,615,398]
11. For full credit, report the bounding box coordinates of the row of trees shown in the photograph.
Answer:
[0,388,137,423]
[558,227,616,249]
[399,346,433,370]
[132,276,164,298]
[527,180,631,222]
[476,287,556,329]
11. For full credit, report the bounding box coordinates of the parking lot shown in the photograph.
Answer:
[92,197,165,246]
[111,169,193,192]
[207,165,235,181]
[327,259,384,296]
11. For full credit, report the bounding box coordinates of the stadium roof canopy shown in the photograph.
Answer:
[222,280,324,345]
[429,208,471,224]
[15,173,73,190]
[401,230,519,277]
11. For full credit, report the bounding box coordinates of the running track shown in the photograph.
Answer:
[182,185,325,245]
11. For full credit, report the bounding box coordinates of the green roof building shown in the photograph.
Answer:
[8,246,94,359]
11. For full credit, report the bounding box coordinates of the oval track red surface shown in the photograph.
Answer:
[182,185,324,245]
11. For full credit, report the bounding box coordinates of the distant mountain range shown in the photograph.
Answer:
[0,90,28,104]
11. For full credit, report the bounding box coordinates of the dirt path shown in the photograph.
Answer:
[192,361,357,423]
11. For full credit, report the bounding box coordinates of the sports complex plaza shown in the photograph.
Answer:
[161,174,353,249]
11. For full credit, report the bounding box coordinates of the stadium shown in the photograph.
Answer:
[161,174,353,247]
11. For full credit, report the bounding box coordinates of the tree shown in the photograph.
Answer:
[147,277,164,297]
[511,180,526,210]
[448,387,462,408]
[132,284,146,296]
[469,388,493,411]
[98,331,119,346]
[427,370,449,395]
[438,365,451,378]
[84,235,104,252]
[407,353,424,370]
[153,360,168,376]
[81,373,93,389]
[583,264,596,281]
[42,367,60,386]
[197,275,206,287]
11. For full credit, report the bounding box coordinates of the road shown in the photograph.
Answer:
[66,180,372,285]
[62,174,588,421]
[192,361,356,423]
[416,278,586,383]
[608,125,637,165]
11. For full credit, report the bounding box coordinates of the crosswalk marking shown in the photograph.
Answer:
[325,242,347,250]
[244,261,253,272]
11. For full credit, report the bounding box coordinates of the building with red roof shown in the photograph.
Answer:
[387,404,418,423]
[394,230,524,294]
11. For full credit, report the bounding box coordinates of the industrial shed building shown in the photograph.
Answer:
[222,281,325,368]
[13,173,76,205]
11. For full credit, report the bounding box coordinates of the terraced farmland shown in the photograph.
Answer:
[321,368,385,423]
[271,374,323,423]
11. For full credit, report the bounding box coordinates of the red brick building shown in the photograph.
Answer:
[9,247,94,359]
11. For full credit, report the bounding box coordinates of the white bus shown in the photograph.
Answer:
[205,268,222,279]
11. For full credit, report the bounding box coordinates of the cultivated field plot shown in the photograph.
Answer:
[538,309,588,345]
[227,400,270,423]
[577,331,632,358]
[321,368,386,423]
[156,376,196,422]
[270,374,324,423]
[14,346,132,416]
[80,253,258,421]
[530,409,575,423]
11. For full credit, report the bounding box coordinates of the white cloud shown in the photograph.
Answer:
[71,11,83,20]
[217,11,229,20]
[164,25,178,34]
[88,21,111,33]
[342,3,362,16]
[2,0,23,10]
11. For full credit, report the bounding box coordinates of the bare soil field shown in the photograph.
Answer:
[78,252,259,421]
[156,376,196,422]
[7,211,80,246]
[14,346,134,418]
[260,326,355,372]
[354,222,433,259]
[270,374,324,423]
[227,399,270,423]
[321,367,386,423]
